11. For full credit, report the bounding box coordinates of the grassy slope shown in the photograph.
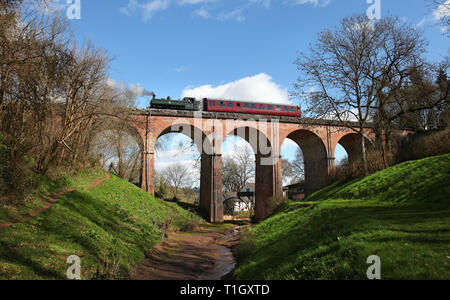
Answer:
[234,154,450,280]
[0,169,107,222]
[0,170,200,280]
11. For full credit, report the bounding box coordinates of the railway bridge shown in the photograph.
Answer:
[129,109,380,223]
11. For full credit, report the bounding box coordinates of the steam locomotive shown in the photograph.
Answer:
[150,96,302,118]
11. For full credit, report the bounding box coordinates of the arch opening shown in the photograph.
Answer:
[156,122,211,155]
[90,122,144,186]
[224,126,275,222]
[281,138,305,201]
[221,135,256,222]
[153,132,201,204]
[284,129,329,197]
[335,133,374,165]
[335,143,349,166]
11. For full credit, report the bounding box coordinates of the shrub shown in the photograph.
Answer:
[266,195,287,217]
[180,214,200,232]
[233,227,256,264]
[332,145,401,182]
[400,128,450,161]
[0,142,36,203]
[331,128,450,184]
[91,253,123,280]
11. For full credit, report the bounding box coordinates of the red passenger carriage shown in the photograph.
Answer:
[204,99,301,117]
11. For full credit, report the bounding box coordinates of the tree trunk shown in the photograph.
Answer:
[360,130,369,176]
[381,127,389,170]
[117,133,124,178]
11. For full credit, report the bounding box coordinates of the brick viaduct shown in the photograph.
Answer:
[129,109,377,224]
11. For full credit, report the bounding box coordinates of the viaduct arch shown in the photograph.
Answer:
[130,109,382,223]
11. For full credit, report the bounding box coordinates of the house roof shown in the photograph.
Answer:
[241,183,255,191]
[223,192,238,200]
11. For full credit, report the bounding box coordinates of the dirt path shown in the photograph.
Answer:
[0,172,110,229]
[131,223,242,280]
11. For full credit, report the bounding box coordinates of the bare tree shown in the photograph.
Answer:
[161,163,192,199]
[0,1,135,177]
[295,14,428,175]
[90,123,142,183]
[291,149,305,184]
[222,145,255,193]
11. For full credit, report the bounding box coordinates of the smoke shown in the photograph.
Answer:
[107,78,153,99]
[128,83,154,98]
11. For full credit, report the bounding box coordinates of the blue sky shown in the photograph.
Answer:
[64,0,449,107]
[53,0,449,183]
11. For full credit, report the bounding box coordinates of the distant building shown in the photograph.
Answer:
[222,183,256,214]
[241,183,255,194]
[284,182,306,201]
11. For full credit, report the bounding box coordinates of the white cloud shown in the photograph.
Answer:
[288,0,332,8]
[433,0,450,33]
[178,0,216,5]
[416,17,427,29]
[181,73,290,104]
[194,7,210,19]
[154,134,200,186]
[217,7,246,22]
[121,0,327,22]
[222,136,255,157]
[433,0,450,21]
[249,0,271,9]
[120,0,170,21]
[174,66,188,73]
[281,138,298,149]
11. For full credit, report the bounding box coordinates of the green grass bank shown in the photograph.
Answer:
[0,169,200,280]
[234,153,450,280]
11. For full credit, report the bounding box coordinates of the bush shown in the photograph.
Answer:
[332,148,395,181]
[180,214,200,232]
[233,227,256,264]
[400,128,450,161]
[331,128,450,184]
[0,142,35,202]
[266,195,287,217]
[0,144,11,194]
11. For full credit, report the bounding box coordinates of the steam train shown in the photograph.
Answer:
[150,96,302,117]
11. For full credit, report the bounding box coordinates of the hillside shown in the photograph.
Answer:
[0,169,200,280]
[234,153,450,280]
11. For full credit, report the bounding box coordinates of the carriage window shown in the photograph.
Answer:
[275,106,281,111]
[243,104,250,108]
[228,102,234,108]
[219,102,225,107]
[284,107,289,111]
[259,105,265,110]
[209,101,215,106]
[251,104,257,109]
[291,107,295,111]
[267,105,273,110]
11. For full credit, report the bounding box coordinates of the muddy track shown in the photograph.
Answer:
[0,172,110,229]
[131,224,242,280]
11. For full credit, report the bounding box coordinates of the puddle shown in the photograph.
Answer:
[198,226,248,280]
[198,245,236,280]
